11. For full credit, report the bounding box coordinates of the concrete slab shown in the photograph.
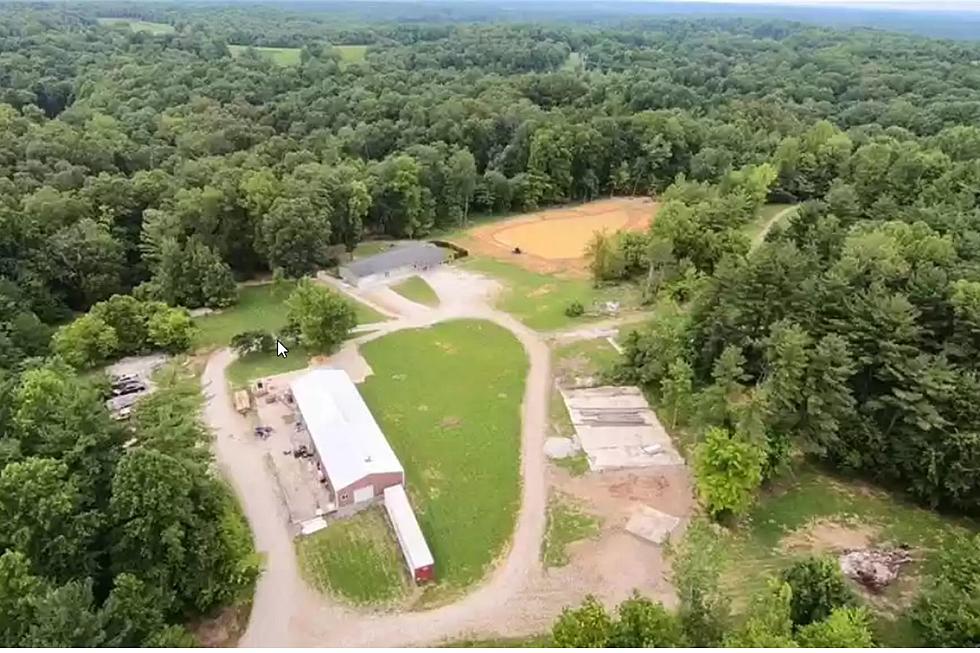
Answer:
[560,385,684,471]
[625,504,681,545]
[544,437,580,459]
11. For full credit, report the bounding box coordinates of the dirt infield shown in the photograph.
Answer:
[460,197,657,276]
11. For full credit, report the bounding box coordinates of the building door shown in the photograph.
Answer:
[353,485,374,504]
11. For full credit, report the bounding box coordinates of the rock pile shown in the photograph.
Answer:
[839,547,913,592]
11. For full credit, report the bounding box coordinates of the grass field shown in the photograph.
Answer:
[228,45,302,66]
[719,466,978,645]
[97,17,175,34]
[391,276,440,307]
[358,319,527,600]
[553,337,620,385]
[335,44,368,62]
[460,258,643,331]
[542,493,600,567]
[193,282,386,350]
[297,507,410,605]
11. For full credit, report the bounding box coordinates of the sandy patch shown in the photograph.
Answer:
[781,519,879,553]
[459,197,657,276]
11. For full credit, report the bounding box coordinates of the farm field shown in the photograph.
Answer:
[459,197,655,277]
[193,282,386,350]
[358,319,527,601]
[335,44,368,62]
[97,17,175,34]
[719,466,977,646]
[541,493,600,568]
[460,258,644,331]
[227,45,302,66]
[297,507,410,605]
[390,275,440,307]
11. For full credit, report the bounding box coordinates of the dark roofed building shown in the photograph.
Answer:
[339,242,450,287]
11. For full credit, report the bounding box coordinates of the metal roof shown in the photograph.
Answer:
[341,242,448,279]
[384,484,434,571]
[290,368,403,490]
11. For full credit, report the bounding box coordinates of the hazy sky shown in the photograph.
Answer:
[656,0,980,9]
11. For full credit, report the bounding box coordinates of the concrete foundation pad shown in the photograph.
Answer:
[625,504,681,545]
[544,437,580,459]
[559,385,684,471]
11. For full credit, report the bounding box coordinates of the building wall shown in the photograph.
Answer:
[335,471,404,507]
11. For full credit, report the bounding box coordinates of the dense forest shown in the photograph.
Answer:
[2,1,980,645]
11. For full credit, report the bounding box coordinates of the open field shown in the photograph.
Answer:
[228,45,302,66]
[541,492,600,567]
[459,197,656,277]
[193,282,386,350]
[297,507,410,605]
[720,466,978,645]
[97,17,175,34]
[335,44,368,62]
[390,275,440,307]
[358,319,527,600]
[460,258,644,331]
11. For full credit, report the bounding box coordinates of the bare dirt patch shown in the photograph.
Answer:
[460,197,657,276]
[780,519,879,553]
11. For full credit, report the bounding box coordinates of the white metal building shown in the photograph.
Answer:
[383,484,435,583]
[290,369,404,507]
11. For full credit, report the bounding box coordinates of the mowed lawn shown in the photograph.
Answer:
[228,45,302,66]
[297,507,410,605]
[391,275,440,307]
[460,258,643,331]
[194,282,387,350]
[358,320,527,598]
[97,17,175,34]
[335,44,368,63]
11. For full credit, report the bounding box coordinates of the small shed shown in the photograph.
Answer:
[339,242,449,287]
[290,369,404,508]
[383,484,435,584]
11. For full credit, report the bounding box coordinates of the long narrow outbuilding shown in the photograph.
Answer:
[383,484,435,584]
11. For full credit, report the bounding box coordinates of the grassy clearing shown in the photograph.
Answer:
[542,492,600,567]
[228,45,302,66]
[359,319,527,601]
[193,282,386,350]
[297,507,409,606]
[97,17,175,34]
[460,258,643,331]
[391,275,440,307]
[335,44,368,62]
[549,387,574,438]
[225,345,311,388]
[552,452,590,476]
[742,203,797,248]
[720,466,977,644]
[553,337,620,385]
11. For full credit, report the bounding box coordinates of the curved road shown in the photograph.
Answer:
[203,269,556,646]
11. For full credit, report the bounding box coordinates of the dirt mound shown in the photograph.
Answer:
[781,519,878,553]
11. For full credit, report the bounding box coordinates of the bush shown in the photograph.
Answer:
[796,607,875,647]
[564,300,584,318]
[230,330,275,356]
[780,556,855,627]
[693,426,765,519]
